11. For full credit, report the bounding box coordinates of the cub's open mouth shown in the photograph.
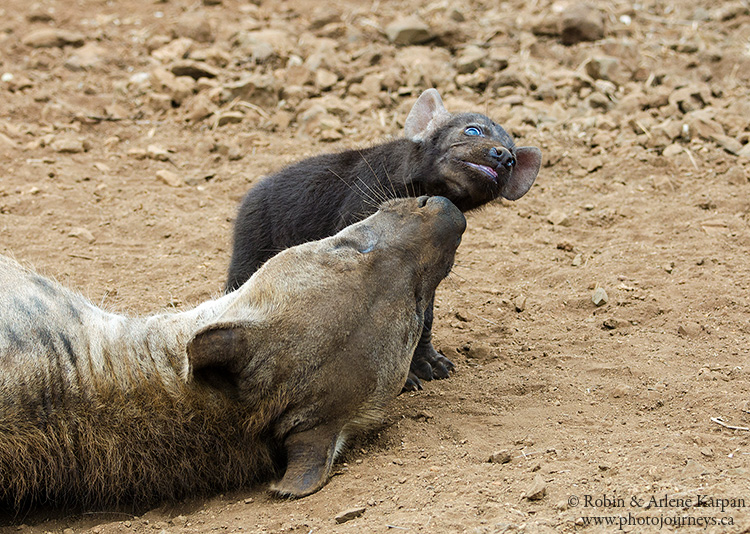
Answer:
[462,161,498,182]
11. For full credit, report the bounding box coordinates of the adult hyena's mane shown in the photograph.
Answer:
[0,379,290,511]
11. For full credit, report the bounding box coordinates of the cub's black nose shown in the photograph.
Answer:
[489,147,515,170]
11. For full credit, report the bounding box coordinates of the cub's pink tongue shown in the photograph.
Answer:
[463,161,498,181]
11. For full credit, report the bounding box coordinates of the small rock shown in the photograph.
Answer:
[315,69,338,91]
[524,474,547,501]
[51,137,86,154]
[465,342,492,361]
[335,506,366,524]
[579,155,604,173]
[64,42,107,71]
[222,74,279,108]
[585,56,620,82]
[603,317,629,330]
[169,60,220,80]
[23,29,85,48]
[725,167,748,185]
[215,111,245,126]
[560,5,605,45]
[151,68,195,105]
[489,450,512,464]
[385,15,433,45]
[243,497,254,504]
[68,227,95,244]
[547,210,570,226]
[184,94,217,122]
[175,12,214,43]
[152,38,194,62]
[677,323,702,337]
[147,145,171,161]
[592,287,608,307]
[710,134,742,155]
[455,45,488,74]
[681,459,708,478]
[662,143,683,157]
[672,86,711,113]
[652,175,674,192]
[155,169,183,187]
[572,254,583,267]
[611,384,632,398]
[738,144,750,159]
[513,295,527,313]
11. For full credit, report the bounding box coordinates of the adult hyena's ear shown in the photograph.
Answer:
[500,147,542,201]
[404,89,452,143]
[187,321,257,371]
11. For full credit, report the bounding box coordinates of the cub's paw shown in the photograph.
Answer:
[405,342,455,387]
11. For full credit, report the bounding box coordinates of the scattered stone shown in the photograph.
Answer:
[610,384,632,397]
[64,42,107,71]
[155,169,183,187]
[524,474,547,501]
[710,134,742,155]
[464,341,492,361]
[184,94,217,122]
[585,56,620,82]
[147,145,171,161]
[677,323,702,337]
[489,450,512,464]
[530,14,560,36]
[572,254,583,267]
[315,69,338,91]
[170,60,220,80]
[385,16,433,45]
[513,295,527,313]
[51,137,86,154]
[671,86,711,114]
[216,111,245,126]
[579,155,604,173]
[152,38,194,62]
[175,12,214,43]
[151,68,195,105]
[547,210,570,226]
[603,317,629,329]
[681,459,708,478]
[23,29,85,48]
[455,45,488,74]
[222,75,279,108]
[560,5,605,45]
[68,227,96,244]
[335,506,366,524]
[725,167,748,185]
[662,143,683,157]
[738,144,750,159]
[652,175,675,192]
[592,287,608,307]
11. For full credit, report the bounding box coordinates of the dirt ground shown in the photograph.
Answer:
[1,0,750,532]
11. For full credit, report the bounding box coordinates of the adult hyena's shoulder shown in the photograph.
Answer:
[0,257,107,400]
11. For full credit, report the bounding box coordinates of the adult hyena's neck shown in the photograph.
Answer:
[90,292,236,387]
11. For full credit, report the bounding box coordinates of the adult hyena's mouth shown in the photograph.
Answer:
[461,161,498,182]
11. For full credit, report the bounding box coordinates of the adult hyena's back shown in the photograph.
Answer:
[0,257,183,410]
[0,256,282,508]
[0,257,102,408]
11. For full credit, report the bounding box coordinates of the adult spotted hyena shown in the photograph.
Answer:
[0,196,465,510]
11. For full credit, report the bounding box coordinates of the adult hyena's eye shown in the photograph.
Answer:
[464,126,483,137]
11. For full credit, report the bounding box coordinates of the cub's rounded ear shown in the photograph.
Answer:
[404,88,452,143]
[501,146,542,201]
[187,321,257,371]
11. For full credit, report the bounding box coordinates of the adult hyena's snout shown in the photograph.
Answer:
[418,195,466,249]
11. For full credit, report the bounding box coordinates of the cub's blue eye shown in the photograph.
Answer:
[464,126,483,137]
